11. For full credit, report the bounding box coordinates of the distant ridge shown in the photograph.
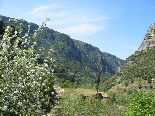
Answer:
[0,15,124,83]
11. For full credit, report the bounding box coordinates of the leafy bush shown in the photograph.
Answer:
[124,81,129,87]
[108,92,117,102]
[107,91,128,106]
[149,84,153,89]
[60,80,77,88]
[0,19,55,115]
[122,91,155,116]
[100,78,115,92]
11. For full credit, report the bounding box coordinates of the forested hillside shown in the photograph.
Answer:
[0,15,124,84]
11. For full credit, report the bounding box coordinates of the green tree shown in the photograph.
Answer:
[0,20,6,36]
[95,72,101,95]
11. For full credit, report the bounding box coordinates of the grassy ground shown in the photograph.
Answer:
[48,85,121,116]
[48,79,155,115]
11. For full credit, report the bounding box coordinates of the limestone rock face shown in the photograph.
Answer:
[138,23,155,51]
[143,24,155,40]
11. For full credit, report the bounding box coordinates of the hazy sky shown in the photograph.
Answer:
[0,0,155,60]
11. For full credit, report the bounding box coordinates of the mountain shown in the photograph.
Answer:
[0,15,124,83]
[102,23,155,92]
[138,23,155,51]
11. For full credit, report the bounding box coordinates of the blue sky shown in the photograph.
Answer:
[0,0,155,60]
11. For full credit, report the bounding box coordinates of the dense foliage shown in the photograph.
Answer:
[122,91,155,116]
[0,15,124,85]
[0,19,55,115]
[118,48,155,83]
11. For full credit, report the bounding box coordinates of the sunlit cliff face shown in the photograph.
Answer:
[138,23,155,51]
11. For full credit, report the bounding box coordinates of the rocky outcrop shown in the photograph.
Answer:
[138,23,155,51]
[143,24,155,40]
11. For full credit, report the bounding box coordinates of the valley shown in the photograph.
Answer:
[1,15,155,115]
[48,85,120,116]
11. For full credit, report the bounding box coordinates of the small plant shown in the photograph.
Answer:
[131,79,134,83]
[124,81,129,87]
[138,83,142,89]
[79,94,86,100]
[110,92,117,102]
[149,84,153,89]
[148,77,152,83]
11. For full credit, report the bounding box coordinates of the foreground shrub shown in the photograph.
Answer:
[0,19,55,115]
[122,91,155,116]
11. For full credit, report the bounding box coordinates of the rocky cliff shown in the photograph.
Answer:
[138,23,155,51]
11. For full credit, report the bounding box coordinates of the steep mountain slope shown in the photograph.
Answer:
[103,23,155,92]
[0,15,124,83]
[138,23,155,51]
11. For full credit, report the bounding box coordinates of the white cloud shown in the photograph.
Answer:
[126,45,138,50]
[47,16,108,27]
[59,24,105,35]
[27,3,111,36]
[28,4,58,15]
[64,16,112,23]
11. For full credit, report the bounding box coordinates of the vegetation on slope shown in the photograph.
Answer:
[101,45,155,92]
[0,15,124,86]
